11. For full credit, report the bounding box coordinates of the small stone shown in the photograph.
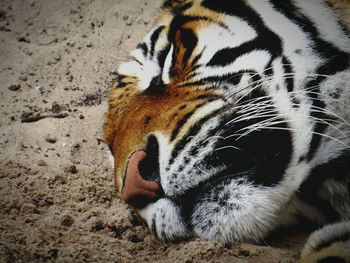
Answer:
[51,102,61,113]
[8,84,21,91]
[67,75,73,82]
[0,9,7,19]
[17,36,30,43]
[19,75,28,81]
[10,208,18,216]
[54,54,61,61]
[37,160,47,166]
[61,214,74,227]
[64,165,78,174]
[238,249,251,257]
[73,143,80,149]
[20,203,37,215]
[122,15,129,21]
[79,114,84,119]
[46,134,57,144]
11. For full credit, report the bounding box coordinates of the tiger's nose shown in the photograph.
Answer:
[121,149,163,209]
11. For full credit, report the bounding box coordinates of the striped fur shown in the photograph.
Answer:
[104,0,350,261]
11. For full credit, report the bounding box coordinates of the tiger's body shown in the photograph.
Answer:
[104,0,350,261]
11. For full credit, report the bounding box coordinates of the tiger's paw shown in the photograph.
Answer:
[301,222,350,263]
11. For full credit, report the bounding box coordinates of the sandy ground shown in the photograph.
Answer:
[0,0,306,262]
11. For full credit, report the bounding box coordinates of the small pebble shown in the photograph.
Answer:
[73,143,80,149]
[8,84,21,91]
[54,54,61,61]
[65,164,78,174]
[0,9,6,19]
[19,75,28,81]
[10,208,19,216]
[51,102,61,113]
[38,200,46,207]
[17,36,30,43]
[37,160,47,166]
[46,134,57,144]
[20,203,37,215]
[61,214,75,227]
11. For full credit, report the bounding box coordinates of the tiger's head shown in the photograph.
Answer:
[104,0,350,244]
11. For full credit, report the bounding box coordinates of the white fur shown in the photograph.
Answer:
[162,44,174,84]
[139,198,190,241]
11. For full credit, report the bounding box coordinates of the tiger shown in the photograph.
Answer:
[103,0,350,262]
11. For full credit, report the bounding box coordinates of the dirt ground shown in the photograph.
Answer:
[0,0,307,262]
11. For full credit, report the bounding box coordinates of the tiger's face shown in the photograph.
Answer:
[104,0,350,244]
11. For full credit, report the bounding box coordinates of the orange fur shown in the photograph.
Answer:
[104,80,219,191]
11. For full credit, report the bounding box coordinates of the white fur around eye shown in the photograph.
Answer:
[138,60,161,90]
[162,44,174,84]
[118,59,161,91]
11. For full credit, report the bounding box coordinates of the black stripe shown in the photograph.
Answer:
[178,71,244,88]
[178,80,207,88]
[179,28,198,68]
[136,42,148,57]
[281,56,294,92]
[191,50,203,68]
[150,26,165,58]
[203,0,283,67]
[113,74,128,88]
[170,107,227,164]
[171,105,203,142]
[315,231,350,251]
[191,94,224,102]
[202,74,242,86]
[171,100,221,142]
